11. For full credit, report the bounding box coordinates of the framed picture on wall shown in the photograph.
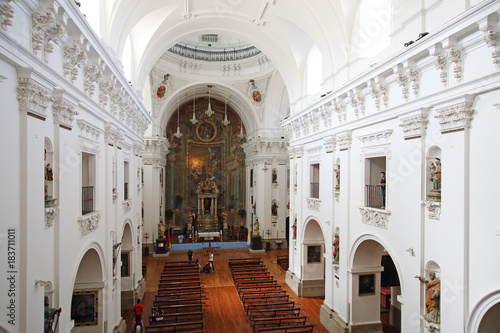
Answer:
[121,252,130,277]
[359,274,375,296]
[71,290,98,326]
[307,245,321,263]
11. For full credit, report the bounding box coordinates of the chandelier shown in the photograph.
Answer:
[222,90,230,126]
[174,93,183,138]
[190,89,198,124]
[205,85,214,117]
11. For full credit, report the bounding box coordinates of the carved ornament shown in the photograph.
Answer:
[78,212,101,237]
[359,207,390,229]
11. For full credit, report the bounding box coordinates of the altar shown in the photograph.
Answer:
[198,231,221,241]
[196,175,220,231]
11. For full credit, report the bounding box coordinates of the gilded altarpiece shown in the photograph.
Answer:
[166,97,246,232]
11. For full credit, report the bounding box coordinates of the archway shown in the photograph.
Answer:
[120,221,136,309]
[71,247,104,332]
[300,218,325,297]
[350,237,401,333]
[467,290,500,333]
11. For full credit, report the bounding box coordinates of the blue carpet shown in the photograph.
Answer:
[170,242,249,251]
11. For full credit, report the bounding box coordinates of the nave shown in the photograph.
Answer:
[123,249,329,333]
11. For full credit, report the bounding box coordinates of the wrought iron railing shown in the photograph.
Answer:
[310,182,319,199]
[365,185,384,209]
[168,44,262,62]
[82,186,94,215]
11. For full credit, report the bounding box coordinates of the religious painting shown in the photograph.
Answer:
[188,143,224,206]
[307,245,321,263]
[71,290,98,326]
[359,274,375,296]
[196,120,217,142]
[121,252,130,277]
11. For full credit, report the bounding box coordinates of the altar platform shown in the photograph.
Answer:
[170,241,248,251]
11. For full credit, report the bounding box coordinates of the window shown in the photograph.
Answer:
[364,157,386,209]
[124,161,129,200]
[310,163,320,198]
[82,152,96,215]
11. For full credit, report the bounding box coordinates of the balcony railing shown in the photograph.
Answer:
[124,182,128,200]
[365,185,384,209]
[168,44,262,62]
[310,182,319,199]
[82,186,94,215]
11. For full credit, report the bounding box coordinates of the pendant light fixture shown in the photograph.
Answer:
[190,89,198,125]
[174,92,183,138]
[222,90,230,126]
[205,85,214,117]
[237,96,245,140]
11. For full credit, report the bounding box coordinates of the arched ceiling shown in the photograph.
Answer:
[86,0,357,107]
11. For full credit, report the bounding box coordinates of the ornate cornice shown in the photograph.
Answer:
[399,108,430,140]
[45,205,58,228]
[63,39,88,83]
[133,142,145,157]
[78,212,101,237]
[52,93,79,129]
[359,207,390,229]
[78,120,101,143]
[337,131,352,151]
[334,98,347,124]
[306,145,322,156]
[395,65,410,102]
[98,77,115,108]
[300,115,309,136]
[483,24,500,69]
[307,198,321,211]
[16,70,51,119]
[310,110,321,133]
[84,59,104,97]
[358,129,393,147]
[425,201,441,220]
[323,136,336,153]
[32,6,65,63]
[434,95,475,133]
[0,0,14,31]
[349,89,365,118]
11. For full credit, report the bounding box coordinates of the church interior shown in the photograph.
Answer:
[1,0,500,332]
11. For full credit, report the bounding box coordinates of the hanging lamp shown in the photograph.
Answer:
[237,96,245,140]
[190,89,198,124]
[174,93,183,138]
[205,85,214,117]
[222,90,230,126]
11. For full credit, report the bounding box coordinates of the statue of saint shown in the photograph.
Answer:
[415,272,440,323]
[158,220,165,239]
[45,163,53,181]
[253,218,260,236]
[333,233,340,264]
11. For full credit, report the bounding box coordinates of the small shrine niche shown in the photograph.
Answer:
[272,168,278,183]
[333,227,340,265]
[426,146,441,202]
[44,138,56,207]
[271,200,278,217]
[334,158,340,191]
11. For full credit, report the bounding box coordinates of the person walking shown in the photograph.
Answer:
[187,249,193,263]
[133,299,144,331]
[208,251,214,271]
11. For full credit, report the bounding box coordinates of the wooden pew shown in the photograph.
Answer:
[252,316,308,333]
[155,292,202,301]
[160,276,200,283]
[234,276,275,283]
[157,286,202,294]
[236,279,278,289]
[255,324,314,333]
[158,281,201,288]
[163,261,197,266]
[145,320,204,332]
[246,301,296,315]
[242,294,289,307]
[153,297,202,307]
[238,285,282,294]
[229,258,262,266]
[148,311,203,325]
[163,265,199,272]
[160,271,200,278]
[233,271,270,278]
[248,308,302,321]
[155,303,203,314]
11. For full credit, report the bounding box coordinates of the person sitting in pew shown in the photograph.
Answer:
[154,305,164,321]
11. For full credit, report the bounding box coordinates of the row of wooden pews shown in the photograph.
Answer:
[277,255,289,271]
[145,261,204,332]
[229,258,315,333]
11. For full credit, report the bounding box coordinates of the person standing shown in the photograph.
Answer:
[187,249,193,263]
[378,172,386,209]
[208,252,214,271]
[44,296,61,333]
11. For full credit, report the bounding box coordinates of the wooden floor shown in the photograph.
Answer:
[123,248,329,333]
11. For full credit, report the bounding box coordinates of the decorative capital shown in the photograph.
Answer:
[399,108,430,140]
[16,69,51,119]
[424,201,441,220]
[359,207,390,229]
[337,131,352,151]
[434,95,475,133]
[307,198,321,211]
[52,90,79,129]
[78,212,101,237]
[323,136,336,153]
[358,129,393,147]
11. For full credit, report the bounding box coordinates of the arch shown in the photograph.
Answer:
[70,242,106,290]
[349,234,403,330]
[158,83,257,140]
[70,243,105,331]
[302,216,325,243]
[467,290,500,332]
[301,217,326,294]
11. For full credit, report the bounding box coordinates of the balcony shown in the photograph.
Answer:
[82,186,94,215]
[365,185,384,209]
